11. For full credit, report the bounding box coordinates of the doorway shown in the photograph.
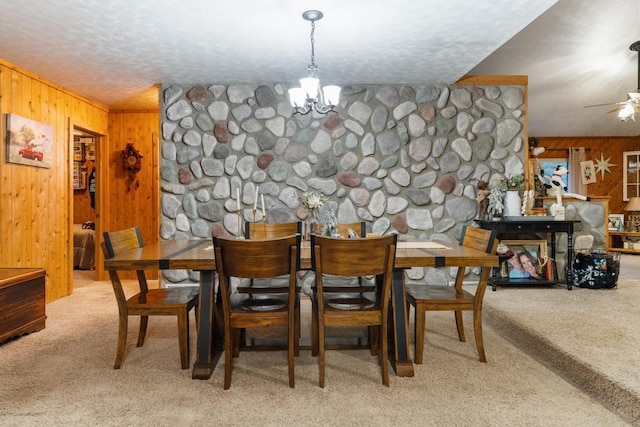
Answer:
[72,126,101,284]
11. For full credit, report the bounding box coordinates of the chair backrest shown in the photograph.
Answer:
[459,225,498,254]
[213,234,301,314]
[101,226,148,309]
[103,226,144,258]
[455,226,498,298]
[244,221,302,240]
[214,234,301,280]
[311,234,397,305]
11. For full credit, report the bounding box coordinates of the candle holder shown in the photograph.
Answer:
[236,209,242,238]
[262,213,267,224]
[252,208,257,224]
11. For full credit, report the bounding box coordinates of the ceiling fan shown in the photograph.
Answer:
[585,41,640,122]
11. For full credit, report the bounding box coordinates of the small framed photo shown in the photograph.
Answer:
[500,240,552,280]
[608,214,624,231]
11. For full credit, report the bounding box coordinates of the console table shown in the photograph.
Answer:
[476,219,579,290]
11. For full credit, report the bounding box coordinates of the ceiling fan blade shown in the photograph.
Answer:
[584,101,624,108]
[607,105,626,113]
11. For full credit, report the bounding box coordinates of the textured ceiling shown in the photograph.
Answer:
[0,0,638,137]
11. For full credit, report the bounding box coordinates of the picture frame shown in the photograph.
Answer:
[5,113,53,168]
[608,213,624,231]
[499,240,552,280]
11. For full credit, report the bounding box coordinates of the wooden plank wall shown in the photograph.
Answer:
[0,60,108,302]
[536,136,640,214]
[101,111,160,280]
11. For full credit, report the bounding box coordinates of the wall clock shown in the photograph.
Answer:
[121,143,142,173]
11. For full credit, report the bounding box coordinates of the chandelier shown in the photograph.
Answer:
[288,10,341,116]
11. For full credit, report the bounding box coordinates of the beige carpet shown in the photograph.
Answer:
[483,253,640,425]
[0,267,635,426]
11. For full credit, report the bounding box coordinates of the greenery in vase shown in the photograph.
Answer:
[496,174,525,192]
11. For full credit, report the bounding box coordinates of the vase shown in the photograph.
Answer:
[503,191,522,217]
[303,210,319,240]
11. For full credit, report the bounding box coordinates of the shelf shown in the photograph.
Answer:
[608,248,640,254]
[607,230,640,254]
[609,231,640,237]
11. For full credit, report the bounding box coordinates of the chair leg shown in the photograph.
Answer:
[193,304,199,330]
[294,303,301,357]
[318,320,325,388]
[288,319,295,388]
[224,326,234,390]
[137,315,149,347]
[368,326,378,356]
[379,324,389,387]
[474,310,487,363]
[311,299,319,356]
[414,304,426,364]
[114,313,128,369]
[177,311,190,369]
[455,310,466,342]
[233,329,241,357]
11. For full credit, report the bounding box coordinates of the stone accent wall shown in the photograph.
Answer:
[159,82,528,286]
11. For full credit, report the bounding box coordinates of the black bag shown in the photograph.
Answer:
[572,252,620,289]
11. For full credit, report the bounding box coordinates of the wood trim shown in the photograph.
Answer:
[455,75,528,86]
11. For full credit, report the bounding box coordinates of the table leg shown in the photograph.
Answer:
[566,231,574,290]
[389,268,414,377]
[192,270,221,379]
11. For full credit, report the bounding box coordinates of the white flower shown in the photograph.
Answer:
[299,191,327,210]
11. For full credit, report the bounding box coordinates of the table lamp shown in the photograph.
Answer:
[624,196,640,231]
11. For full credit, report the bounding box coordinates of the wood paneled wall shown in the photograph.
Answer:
[101,111,160,280]
[0,60,109,302]
[535,136,640,214]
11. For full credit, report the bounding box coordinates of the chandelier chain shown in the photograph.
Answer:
[308,20,318,76]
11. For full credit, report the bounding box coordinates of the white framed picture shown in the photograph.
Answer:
[608,214,624,231]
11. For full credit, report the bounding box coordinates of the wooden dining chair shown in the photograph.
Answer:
[213,234,301,389]
[101,227,199,369]
[311,233,397,387]
[309,221,376,355]
[405,225,498,364]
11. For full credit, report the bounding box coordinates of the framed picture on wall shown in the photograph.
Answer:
[5,113,53,169]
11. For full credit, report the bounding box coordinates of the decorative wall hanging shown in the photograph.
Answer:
[580,160,596,185]
[121,142,142,190]
[594,153,616,179]
[5,113,53,168]
[121,143,142,173]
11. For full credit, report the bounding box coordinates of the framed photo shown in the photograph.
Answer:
[608,213,624,231]
[500,240,552,280]
[5,113,53,168]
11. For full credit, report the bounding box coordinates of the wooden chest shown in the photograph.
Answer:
[0,268,46,343]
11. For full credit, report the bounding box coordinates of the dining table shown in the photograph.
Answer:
[103,236,498,379]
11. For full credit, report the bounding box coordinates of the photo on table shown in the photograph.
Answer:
[499,240,551,280]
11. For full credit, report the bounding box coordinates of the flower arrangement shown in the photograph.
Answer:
[496,174,525,192]
[298,191,328,211]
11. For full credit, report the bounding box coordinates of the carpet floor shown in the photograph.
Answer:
[0,263,637,426]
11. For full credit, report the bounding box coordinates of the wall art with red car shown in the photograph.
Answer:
[6,113,53,169]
